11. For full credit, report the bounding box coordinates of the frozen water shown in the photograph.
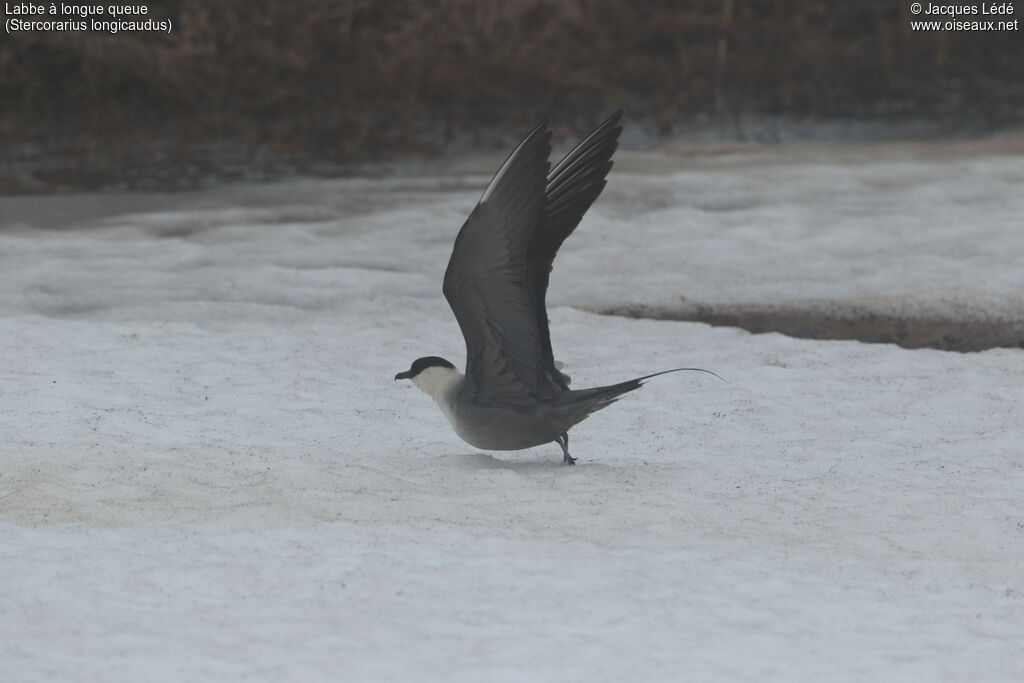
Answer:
[1,137,1022,681]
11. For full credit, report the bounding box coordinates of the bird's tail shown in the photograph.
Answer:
[562,367,724,423]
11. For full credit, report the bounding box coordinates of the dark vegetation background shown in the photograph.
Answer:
[2,0,1023,192]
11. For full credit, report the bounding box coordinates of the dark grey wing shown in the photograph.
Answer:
[443,122,557,408]
[528,111,623,390]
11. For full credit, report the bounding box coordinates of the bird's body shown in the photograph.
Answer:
[414,365,556,450]
[407,363,657,452]
[396,113,717,464]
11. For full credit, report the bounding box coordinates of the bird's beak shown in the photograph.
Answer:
[395,371,411,381]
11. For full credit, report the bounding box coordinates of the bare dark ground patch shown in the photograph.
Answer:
[597,302,1024,352]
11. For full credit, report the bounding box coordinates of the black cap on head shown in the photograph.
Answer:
[395,356,455,380]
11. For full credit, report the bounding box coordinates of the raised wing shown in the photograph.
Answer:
[530,111,623,390]
[443,113,623,408]
[443,122,556,407]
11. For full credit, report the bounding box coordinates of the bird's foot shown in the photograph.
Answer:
[556,433,575,465]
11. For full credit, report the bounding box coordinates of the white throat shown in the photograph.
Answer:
[411,366,463,403]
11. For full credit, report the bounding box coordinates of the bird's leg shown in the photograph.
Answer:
[556,433,576,465]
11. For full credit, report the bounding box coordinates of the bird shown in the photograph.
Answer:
[395,111,719,464]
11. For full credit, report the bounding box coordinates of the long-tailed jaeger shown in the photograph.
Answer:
[396,112,718,464]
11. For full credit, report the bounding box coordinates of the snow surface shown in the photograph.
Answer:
[1,138,1023,681]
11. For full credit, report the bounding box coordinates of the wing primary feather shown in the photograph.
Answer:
[548,110,623,182]
[480,119,550,204]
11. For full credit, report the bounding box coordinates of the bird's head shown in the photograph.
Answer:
[395,356,459,396]
[394,356,455,381]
